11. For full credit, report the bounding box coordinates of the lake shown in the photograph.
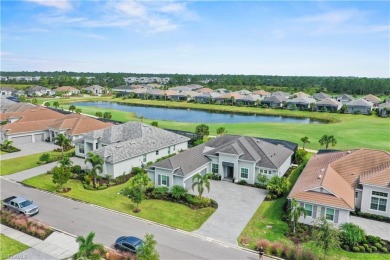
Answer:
[72,101,325,124]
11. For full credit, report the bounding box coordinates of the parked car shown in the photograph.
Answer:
[114,236,144,254]
[2,196,39,216]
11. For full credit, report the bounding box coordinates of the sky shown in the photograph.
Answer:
[1,0,389,77]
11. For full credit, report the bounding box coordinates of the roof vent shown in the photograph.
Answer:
[131,142,136,144]
[320,168,325,172]
[347,151,351,154]
[318,174,322,179]
[116,145,123,148]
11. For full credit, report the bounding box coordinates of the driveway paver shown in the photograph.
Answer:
[350,215,390,240]
[4,157,86,182]
[1,143,58,160]
[192,180,268,245]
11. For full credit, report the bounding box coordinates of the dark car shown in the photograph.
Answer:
[114,236,144,254]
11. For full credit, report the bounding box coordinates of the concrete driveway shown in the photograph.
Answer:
[1,142,58,160]
[350,216,390,240]
[192,180,268,245]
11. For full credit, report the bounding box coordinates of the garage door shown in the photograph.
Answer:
[11,135,32,144]
[34,134,44,142]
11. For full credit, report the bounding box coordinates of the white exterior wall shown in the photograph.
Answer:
[237,160,256,184]
[355,189,363,208]
[295,201,350,226]
[218,153,239,179]
[360,185,390,217]
[278,154,292,177]
[7,130,49,143]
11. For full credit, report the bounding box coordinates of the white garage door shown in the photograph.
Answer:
[12,135,32,144]
[35,134,44,142]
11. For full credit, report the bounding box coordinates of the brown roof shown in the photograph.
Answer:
[54,86,79,92]
[218,93,244,99]
[197,88,213,93]
[363,94,381,104]
[0,107,63,122]
[1,119,57,134]
[48,113,112,135]
[1,102,36,113]
[253,90,270,96]
[289,149,390,210]
[294,91,310,98]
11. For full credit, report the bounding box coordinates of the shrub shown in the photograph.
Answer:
[272,194,278,199]
[342,244,350,251]
[237,180,247,185]
[340,222,366,248]
[381,247,388,253]
[363,244,369,250]
[282,245,293,259]
[367,235,381,244]
[256,239,271,253]
[380,240,387,246]
[211,174,222,180]
[371,246,378,252]
[352,246,360,252]
[152,187,169,199]
[83,183,95,190]
[97,185,108,190]
[170,185,187,200]
[375,242,383,249]
[366,247,372,253]
[359,245,365,252]
[72,165,82,174]
[39,153,51,163]
[265,194,272,200]
[271,242,284,257]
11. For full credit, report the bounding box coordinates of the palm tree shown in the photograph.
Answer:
[85,152,104,189]
[73,232,105,260]
[54,134,71,158]
[53,101,60,109]
[300,136,310,150]
[2,140,13,149]
[266,176,289,196]
[318,135,337,149]
[288,199,307,233]
[75,108,82,114]
[192,173,212,199]
[58,156,73,169]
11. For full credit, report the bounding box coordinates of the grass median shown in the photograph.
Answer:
[22,174,215,231]
[0,234,29,260]
[0,150,74,176]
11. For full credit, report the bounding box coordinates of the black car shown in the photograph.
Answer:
[114,236,144,254]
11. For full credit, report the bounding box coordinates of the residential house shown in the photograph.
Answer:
[337,94,354,104]
[214,88,230,94]
[378,102,390,117]
[253,90,271,98]
[214,93,244,105]
[0,102,36,113]
[346,99,373,114]
[111,85,137,94]
[293,92,310,98]
[261,96,287,108]
[54,86,80,96]
[286,97,317,110]
[363,94,381,107]
[288,149,390,226]
[147,89,166,100]
[194,92,221,103]
[235,94,262,106]
[149,135,295,189]
[27,86,55,97]
[0,87,16,96]
[196,88,213,93]
[84,85,106,96]
[170,91,199,101]
[0,98,17,113]
[271,91,290,99]
[315,98,342,112]
[75,122,190,178]
[129,88,149,99]
[234,89,252,96]
[15,90,26,96]
[313,92,331,101]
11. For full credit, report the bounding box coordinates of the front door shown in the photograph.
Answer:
[227,166,234,178]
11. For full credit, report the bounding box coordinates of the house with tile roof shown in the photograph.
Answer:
[74,122,189,178]
[346,99,373,114]
[286,96,317,110]
[363,94,381,107]
[27,86,55,97]
[261,95,288,108]
[313,92,331,101]
[149,135,295,189]
[83,85,107,96]
[315,98,342,112]
[0,86,16,96]
[337,93,354,104]
[253,90,271,97]
[54,86,80,96]
[288,149,390,226]
[235,94,262,106]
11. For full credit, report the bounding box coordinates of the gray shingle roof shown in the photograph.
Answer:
[313,92,331,100]
[84,85,103,91]
[91,122,190,163]
[287,96,316,105]
[378,102,390,110]
[316,98,340,107]
[261,95,287,103]
[152,135,294,177]
[346,99,373,107]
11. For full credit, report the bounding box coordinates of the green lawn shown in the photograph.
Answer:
[0,234,29,260]
[0,151,7,155]
[40,96,390,151]
[238,161,390,260]
[22,174,215,231]
[0,149,74,176]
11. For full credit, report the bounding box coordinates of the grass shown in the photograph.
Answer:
[0,149,74,176]
[0,234,29,260]
[0,151,7,155]
[22,174,215,231]
[238,160,390,260]
[39,96,390,151]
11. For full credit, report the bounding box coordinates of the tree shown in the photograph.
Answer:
[340,223,366,248]
[216,127,226,136]
[44,102,50,107]
[31,98,38,105]
[54,133,71,158]
[84,152,104,189]
[139,116,144,122]
[58,155,73,169]
[75,108,82,114]
[53,101,60,109]
[312,217,341,258]
[19,95,26,102]
[69,105,76,112]
[192,173,212,199]
[151,121,158,127]
[300,136,310,150]
[294,149,308,165]
[122,173,151,212]
[95,111,103,118]
[73,232,105,260]
[103,112,112,119]
[266,176,289,196]
[52,166,72,191]
[288,199,307,233]
[2,140,13,149]
[137,234,159,260]
[170,185,188,200]
[39,153,51,163]
[195,124,209,139]
[318,135,337,149]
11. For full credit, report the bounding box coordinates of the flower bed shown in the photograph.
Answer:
[0,210,53,240]
[254,238,316,259]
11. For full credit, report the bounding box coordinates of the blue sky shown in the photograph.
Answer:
[1,1,389,77]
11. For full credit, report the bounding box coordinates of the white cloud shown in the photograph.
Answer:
[108,0,146,17]
[81,33,106,40]
[25,0,72,11]
[160,3,186,13]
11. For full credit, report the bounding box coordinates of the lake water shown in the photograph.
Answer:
[72,101,325,124]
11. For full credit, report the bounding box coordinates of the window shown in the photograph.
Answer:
[212,163,219,174]
[240,168,249,179]
[304,204,313,217]
[370,191,388,212]
[143,154,147,162]
[79,145,85,154]
[161,175,168,186]
[325,208,335,221]
[260,169,263,173]
[168,146,171,154]
[156,150,159,155]
[355,192,358,198]
[173,145,176,151]
[95,143,98,149]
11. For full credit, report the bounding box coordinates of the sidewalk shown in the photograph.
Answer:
[1,224,78,260]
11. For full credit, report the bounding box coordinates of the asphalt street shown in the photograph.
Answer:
[1,179,260,260]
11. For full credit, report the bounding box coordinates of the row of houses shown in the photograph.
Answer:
[124,77,170,84]
[0,85,111,97]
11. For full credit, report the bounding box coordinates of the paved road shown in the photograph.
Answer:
[1,179,260,260]
[192,180,267,245]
